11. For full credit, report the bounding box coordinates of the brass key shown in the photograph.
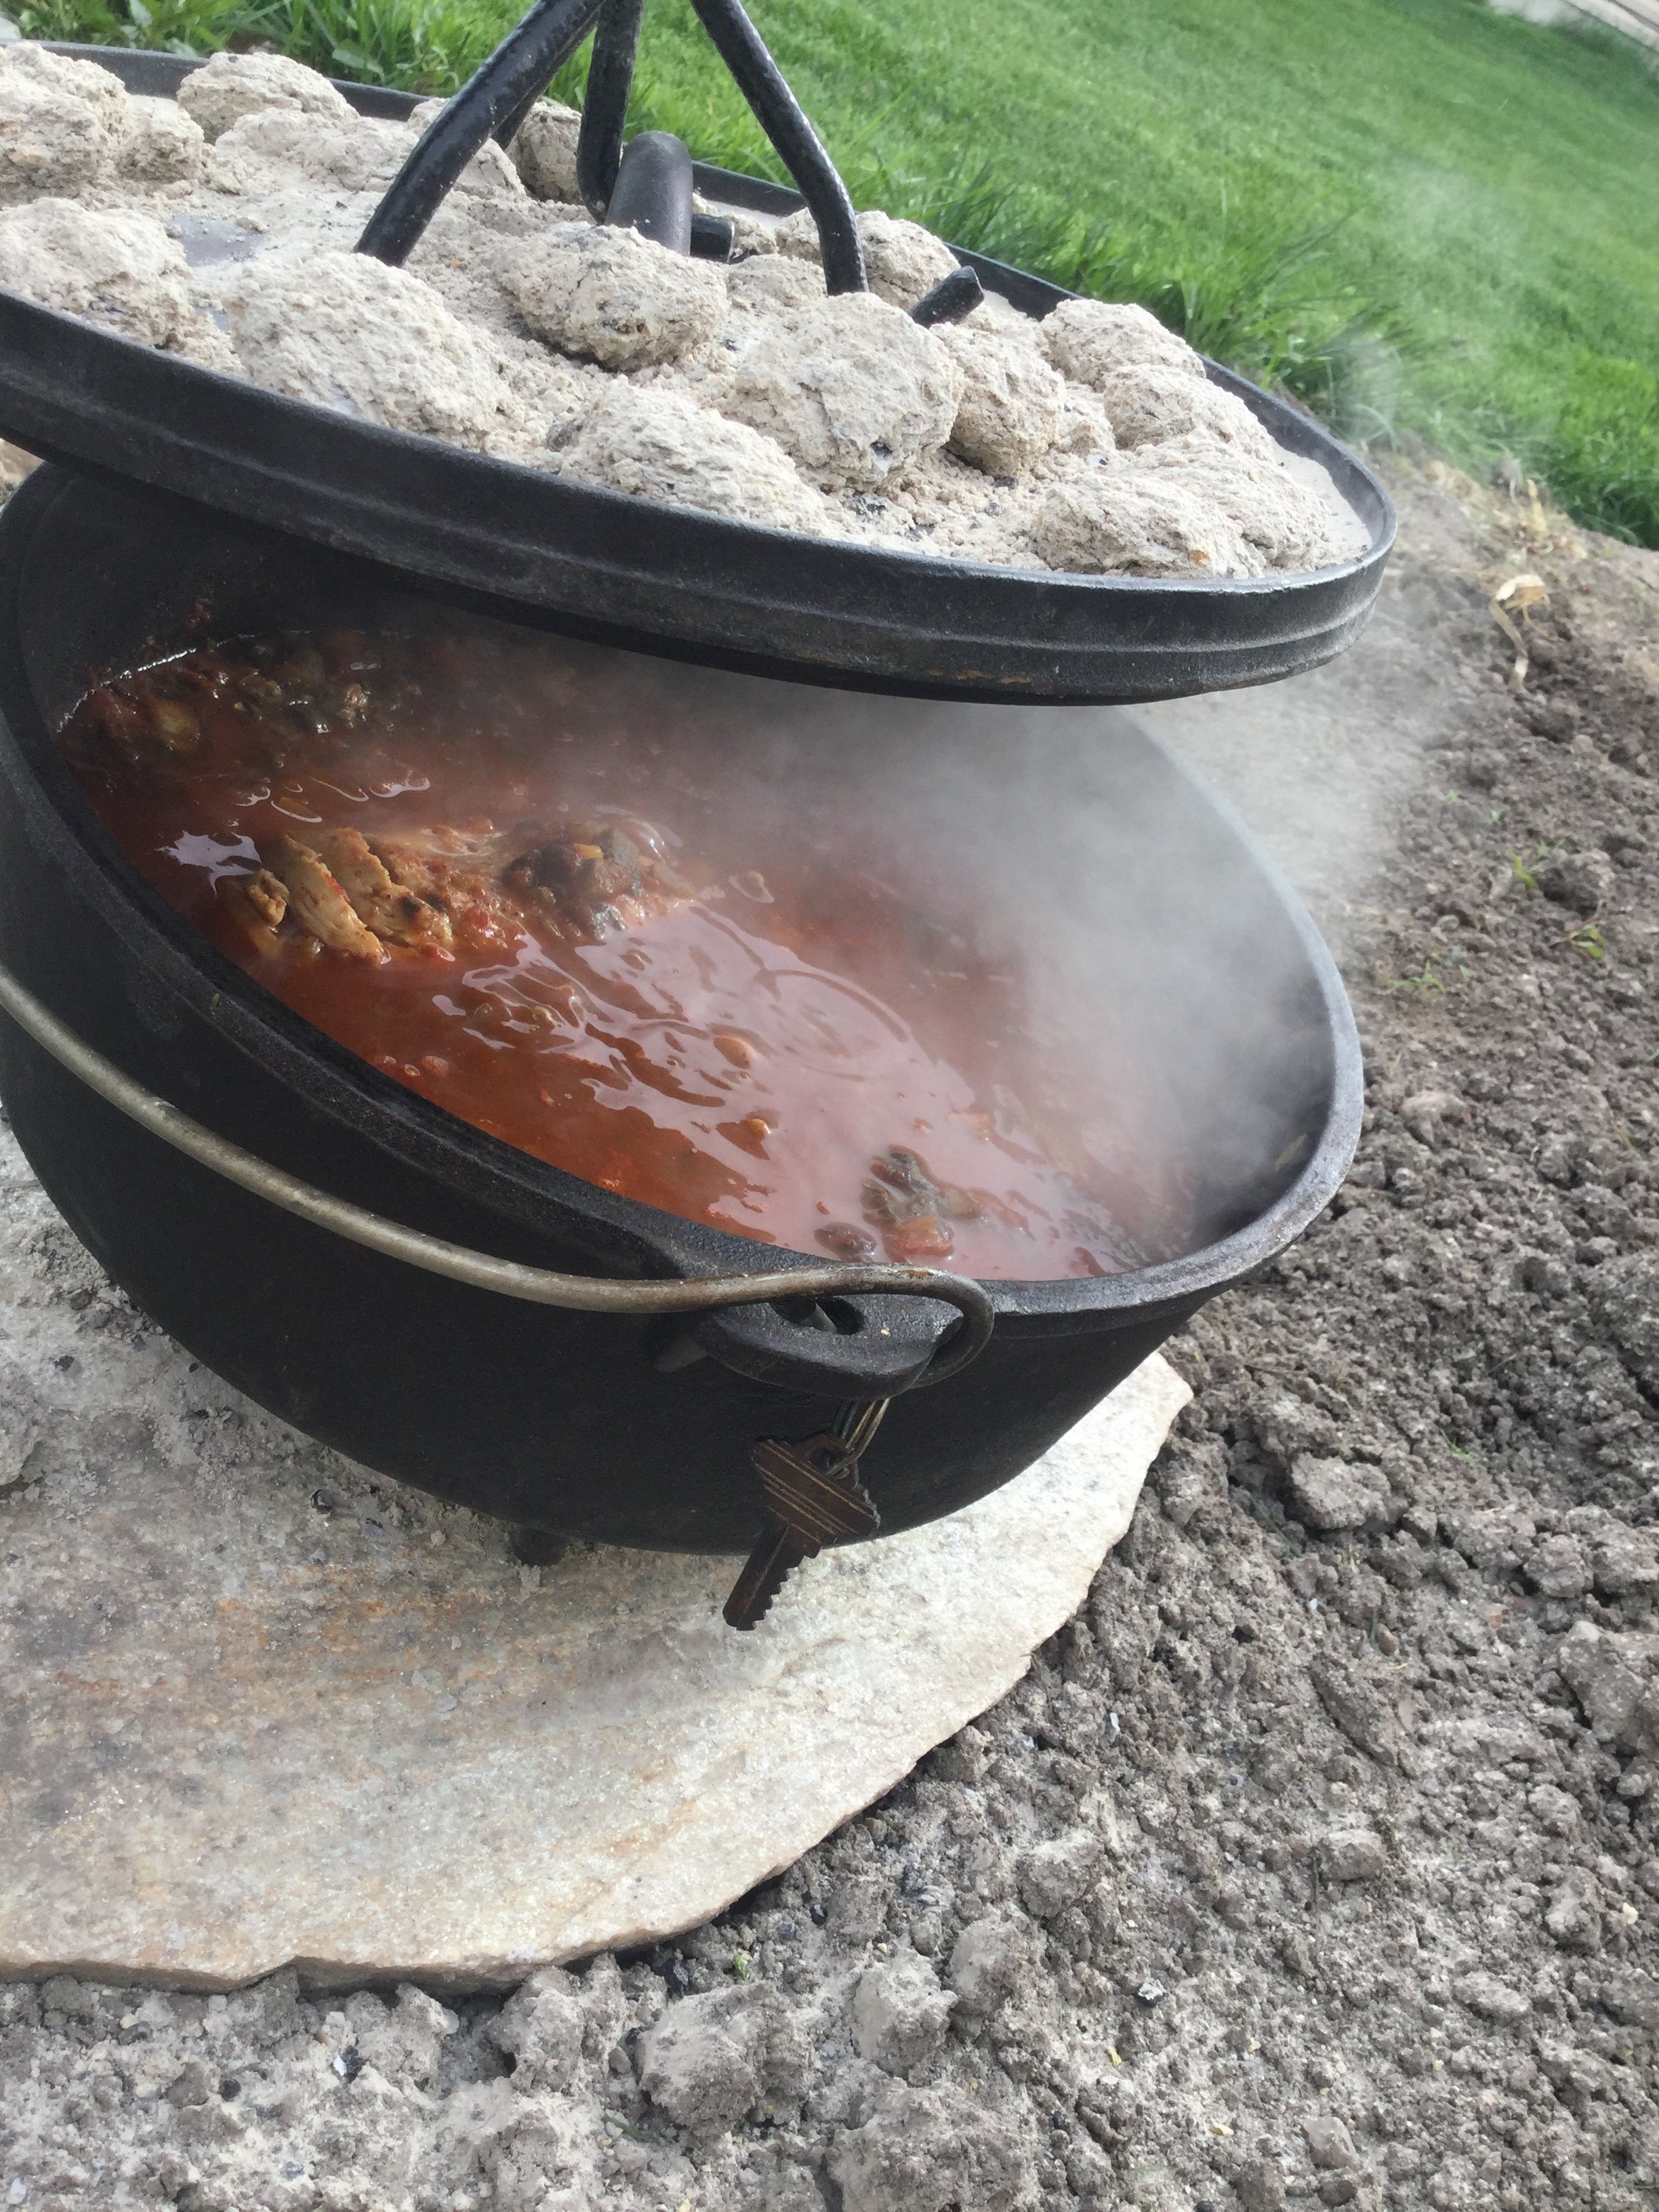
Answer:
[722,1401,887,1629]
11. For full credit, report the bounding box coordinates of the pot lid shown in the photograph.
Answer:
[0,36,1395,705]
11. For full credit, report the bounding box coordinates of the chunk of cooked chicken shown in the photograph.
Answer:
[315,825,453,952]
[354,825,524,952]
[264,834,385,961]
[244,865,288,929]
[218,863,289,951]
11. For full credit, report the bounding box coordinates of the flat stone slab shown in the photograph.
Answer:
[0,1128,1187,1989]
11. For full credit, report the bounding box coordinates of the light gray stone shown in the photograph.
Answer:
[1153,1435,1228,1527]
[1451,1970,1530,2024]
[1533,846,1614,914]
[1587,1252,1659,1396]
[1305,2115,1359,2170]
[1237,2158,1287,2212]
[1016,1832,1101,1918]
[946,1912,1039,2018]
[1557,1619,1659,1757]
[1537,2038,1615,2098]
[1544,1866,1604,1952]
[1599,1968,1659,2028]
[850,1954,955,2076]
[1285,1452,1391,1532]
[1593,1522,1659,1597]
[0,1128,1185,1987]
[1527,1530,1591,1597]
[1322,1828,1388,1882]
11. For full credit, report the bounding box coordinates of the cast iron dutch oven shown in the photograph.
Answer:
[0,468,1361,1553]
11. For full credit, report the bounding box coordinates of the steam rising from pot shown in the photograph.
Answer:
[449,621,1338,1262]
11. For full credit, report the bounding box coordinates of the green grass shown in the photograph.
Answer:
[24,0,1659,544]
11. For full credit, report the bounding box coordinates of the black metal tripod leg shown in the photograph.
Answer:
[686,0,865,294]
[577,0,648,216]
[496,70,569,150]
[357,0,604,265]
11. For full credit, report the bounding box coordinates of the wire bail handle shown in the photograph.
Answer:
[0,954,994,1389]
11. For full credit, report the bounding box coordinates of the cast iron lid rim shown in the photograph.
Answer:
[0,465,1360,1324]
[0,345,1395,710]
[0,287,1391,617]
[10,45,1396,662]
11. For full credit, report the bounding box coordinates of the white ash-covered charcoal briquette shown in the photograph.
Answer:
[550,380,838,535]
[964,288,1035,336]
[207,109,406,197]
[715,202,786,260]
[1029,465,1264,579]
[1123,433,1340,570]
[208,108,525,203]
[495,342,609,443]
[0,42,127,204]
[935,323,1067,477]
[405,199,593,350]
[1093,361,1279,458]
[117,94,207,188]
[222,249,531,451]
[1052,382,1118,456]
[856,209,963,308]
[408,101,528,198]
[775,204,960,309]
[174,49,355,144]
[510,100,582,203]
[725,251,825,318]
[508,222,728,370]
[1040,296,1207,389]
[717,290,961,489]
[0,197,218,352]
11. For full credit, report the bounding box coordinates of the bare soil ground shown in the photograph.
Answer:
[3,457,1658,2211]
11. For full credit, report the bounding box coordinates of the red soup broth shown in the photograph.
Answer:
[57,626,1194,1280]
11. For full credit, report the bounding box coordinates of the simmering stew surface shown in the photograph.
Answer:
[58,627,1191,1279]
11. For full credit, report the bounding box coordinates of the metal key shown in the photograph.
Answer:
[722,1400,887,1629]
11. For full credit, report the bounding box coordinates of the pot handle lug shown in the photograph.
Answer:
[691,1288,967,1399]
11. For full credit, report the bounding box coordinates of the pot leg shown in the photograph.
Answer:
[511,1525,568,1568]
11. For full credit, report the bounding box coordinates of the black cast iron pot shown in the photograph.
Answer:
[0,467,1361,1553]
